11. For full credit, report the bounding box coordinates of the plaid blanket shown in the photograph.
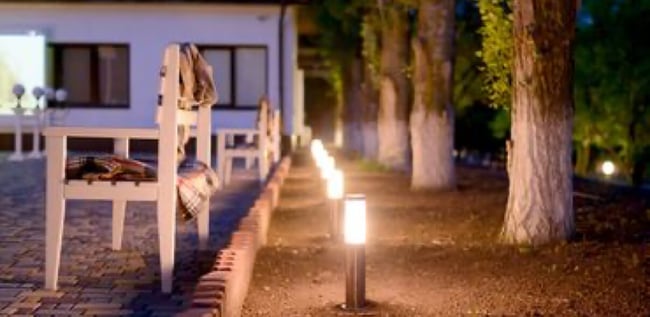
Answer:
[65,156,219,222]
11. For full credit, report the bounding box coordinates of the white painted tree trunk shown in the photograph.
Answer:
[344,122,363,154]
[378,77,409,170]
[333,91,344,148]
[361,57,379,161]
[410,108,455,189]
[501,0,577,245]
[377,6,410,171]
[343,58,365,155]
[362,120,378,160]
[410,0,456,190]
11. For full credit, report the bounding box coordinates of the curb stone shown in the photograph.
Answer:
[181,157,292,317]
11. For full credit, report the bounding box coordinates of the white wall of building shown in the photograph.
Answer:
[0,2,299,136]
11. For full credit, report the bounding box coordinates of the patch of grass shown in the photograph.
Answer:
[357,159,390,172]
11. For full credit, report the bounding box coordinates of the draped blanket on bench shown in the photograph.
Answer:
[65,156,219,221]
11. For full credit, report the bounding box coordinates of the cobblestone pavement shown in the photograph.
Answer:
[0,156,259,316]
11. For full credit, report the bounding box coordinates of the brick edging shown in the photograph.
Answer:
[179,156,292,317]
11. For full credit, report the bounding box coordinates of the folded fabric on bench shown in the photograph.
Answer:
[65,156,219,221]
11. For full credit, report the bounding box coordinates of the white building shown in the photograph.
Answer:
[0,0,307,149]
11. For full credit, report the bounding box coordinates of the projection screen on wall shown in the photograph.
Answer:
[0,32,46,115]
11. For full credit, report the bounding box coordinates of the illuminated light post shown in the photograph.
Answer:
[601,160,615,177]
[45,88,68,127]
[320,155,335,180]
[27,87,46,159]
[320,155,335,194]
[311,139,324,160]
[342,194,366,311]
[327,169,344,240]
[8,84,26,161]
[315,148,327,169]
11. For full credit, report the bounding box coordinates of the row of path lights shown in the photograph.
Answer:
[8,84,67,161]
[310,139,367,312]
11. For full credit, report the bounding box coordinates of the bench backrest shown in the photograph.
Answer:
[156,44,212,166]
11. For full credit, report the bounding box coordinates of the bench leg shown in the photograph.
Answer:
[259,153,269,184]
[157,199,175,293]
[225,157,233,185]
[197,201,209,250]
[217,133,226,188]
[45,198,66,291]
[45,136,66,291]
[112,200,126,251]
[245,134,254,169]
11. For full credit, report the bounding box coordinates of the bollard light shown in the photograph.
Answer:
[315,149,327,169]
[344,194,366,245]
[320,156,335,180]
[319,156,335,198]
[311,139,323,159]
[342,194,366,312]
[327,169,344,200]
[601,160,615,176]
[327,169,344,240]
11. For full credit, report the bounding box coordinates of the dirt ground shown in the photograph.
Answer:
[242,151,649,316]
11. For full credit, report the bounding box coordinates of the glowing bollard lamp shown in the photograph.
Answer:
[342,194,366,311]
[327,169,344,240]
[311,139,324,160]
[601,160,615,177]
[320,155,335,192]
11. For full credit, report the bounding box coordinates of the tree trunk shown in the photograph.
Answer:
[361,63,379,160]
[333,81,344,148]
[502,0,577,245]
[378,6,410,171]
[410,0,456,190]
[343,58,365,156]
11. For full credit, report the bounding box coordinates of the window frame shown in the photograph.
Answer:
[197,44,269,111]
[48,42,131,109]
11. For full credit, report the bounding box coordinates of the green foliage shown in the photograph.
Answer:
[489,107,510,139]
[357,158,391,172]
[311,0,366,97]
[476,0,513,109]
[454,1,488,111]
[361,13,381,89]
[574,0,650,182]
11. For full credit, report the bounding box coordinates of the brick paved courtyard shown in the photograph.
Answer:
[0,156,259,316]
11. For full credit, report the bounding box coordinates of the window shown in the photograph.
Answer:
[48,44,130,108]
[199,46,267,108]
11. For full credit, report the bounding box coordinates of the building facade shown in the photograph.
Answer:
[0,0,305,146]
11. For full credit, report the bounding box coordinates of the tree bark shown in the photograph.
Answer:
[410,0,456,190]
[343,58,365,156]
[502,0,577,245]
[378,5,410,171]
[361,62,379,160]
[333,81,344,148]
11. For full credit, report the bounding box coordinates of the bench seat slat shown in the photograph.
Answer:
[63,180,158,201]
[44,127,159,139]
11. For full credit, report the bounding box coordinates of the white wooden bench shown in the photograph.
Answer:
[43,44,212,293]
[216,98,280,186]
